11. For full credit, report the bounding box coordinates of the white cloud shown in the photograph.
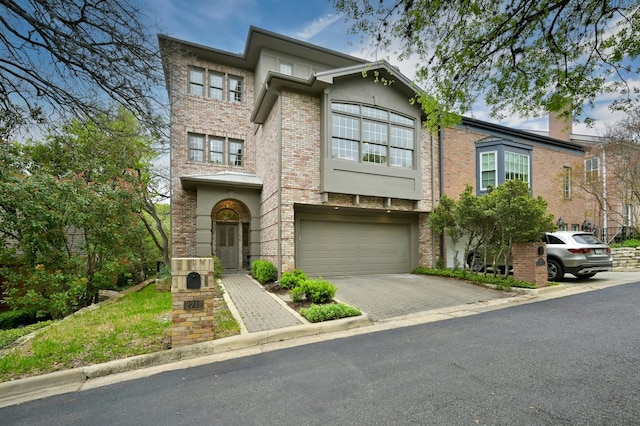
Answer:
[295,13,344,41]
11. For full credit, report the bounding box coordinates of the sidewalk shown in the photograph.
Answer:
[219,273,303,333]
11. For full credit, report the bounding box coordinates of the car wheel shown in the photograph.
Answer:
[575,273,596,279]
[467,253,484,273]
[547,259,564,281]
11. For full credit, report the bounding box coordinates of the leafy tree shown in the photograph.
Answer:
[487,181,556,277]
[0,108,168,318]
[0,0,164,139]
[333,0,640,128]
[430,181,555,277]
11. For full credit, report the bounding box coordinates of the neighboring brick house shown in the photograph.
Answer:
[159,26,592,276]
[159,27,437,277]
[530,116,638,244]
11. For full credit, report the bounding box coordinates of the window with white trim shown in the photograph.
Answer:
[331,102,415,168]
[476,140,532,194]
[562,166,572,199]
[504,151,530,183]
[585,157,600,182]
[480,151,497,190]
[624,204,633,227]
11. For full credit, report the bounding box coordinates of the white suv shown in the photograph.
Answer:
[544,231,613,281]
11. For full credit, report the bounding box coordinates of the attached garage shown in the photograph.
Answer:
[295,208,419,277]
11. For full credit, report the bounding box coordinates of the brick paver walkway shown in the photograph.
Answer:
[220,273,302,333]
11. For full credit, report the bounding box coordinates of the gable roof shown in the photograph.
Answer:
[252,60,420,123]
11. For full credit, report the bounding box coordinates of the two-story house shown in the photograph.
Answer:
[159,26,591,276]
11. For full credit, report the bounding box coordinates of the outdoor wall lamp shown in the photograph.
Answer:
[557,217,565,227]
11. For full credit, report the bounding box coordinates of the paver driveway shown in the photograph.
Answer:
[331,273,515,321]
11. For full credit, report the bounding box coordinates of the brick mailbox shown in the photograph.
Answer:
[512,242,548,287]
[171,257,216,348]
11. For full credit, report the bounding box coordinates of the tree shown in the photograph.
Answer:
[333,0,640,128]
[603,106,640,228]
[0,108,168,318]
[430,181,555,277]
[0,0,164,139]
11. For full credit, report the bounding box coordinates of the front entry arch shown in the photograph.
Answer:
[211,200,251,270]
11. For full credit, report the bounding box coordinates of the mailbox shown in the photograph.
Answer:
[186,271,201,289]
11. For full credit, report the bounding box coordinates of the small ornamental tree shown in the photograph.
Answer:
[430,180,555,277]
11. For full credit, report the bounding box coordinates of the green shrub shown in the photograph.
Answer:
[289,286,306,302]
[301,278,336,304]
[412,267,537,289]
[610,238,640,248]
[279,269,307,289]
[212,256,224,280]
[300,303,361,323]
[251,259,278,284]
[0,309,41,330]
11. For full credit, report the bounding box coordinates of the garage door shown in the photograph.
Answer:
[297,218,413,277]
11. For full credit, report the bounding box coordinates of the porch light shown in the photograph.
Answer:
[557,217,564,227]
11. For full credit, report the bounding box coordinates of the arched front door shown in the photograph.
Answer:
[212,200,250,270]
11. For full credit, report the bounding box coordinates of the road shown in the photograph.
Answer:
[3,282,639,425]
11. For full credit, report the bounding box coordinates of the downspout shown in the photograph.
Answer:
[277,91,283,277]
[602,145,608,241]
[438,125,445,266]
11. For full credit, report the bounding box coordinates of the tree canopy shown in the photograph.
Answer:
[333,0,640,127]
[0,108,168,319]
[0,0,164,140]
[428,181,556,275]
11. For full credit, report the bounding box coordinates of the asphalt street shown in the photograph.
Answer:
[2,281,639,425]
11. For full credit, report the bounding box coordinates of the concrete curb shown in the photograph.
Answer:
[0,313,372,408]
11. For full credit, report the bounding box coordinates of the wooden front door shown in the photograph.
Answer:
[217,224,238,269]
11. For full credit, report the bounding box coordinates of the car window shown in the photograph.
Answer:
[572,234,604,245]
[547,235,565,244]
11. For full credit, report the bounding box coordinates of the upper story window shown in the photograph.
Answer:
[331,102,415,168]
[476,140,531,194]
[480,151,497,190]
[228,76,243,102]
[188,133,244,167]
[188,133,205,161]
[563,166,572,199]
[585,157,600,182]
[624,204,633,227]
[188,68,243,103]
[280,62,293,76]
[209,72,224,100]
[188,68,205,96]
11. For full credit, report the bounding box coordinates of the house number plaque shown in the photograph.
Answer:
[184,300,204,310]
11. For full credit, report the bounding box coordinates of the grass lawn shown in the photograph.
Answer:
[0,282,240,382]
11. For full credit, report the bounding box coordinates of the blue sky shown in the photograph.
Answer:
[147,0,625,137]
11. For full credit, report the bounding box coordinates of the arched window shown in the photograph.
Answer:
[216,208,238,222]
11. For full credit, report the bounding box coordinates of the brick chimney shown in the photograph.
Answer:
[549,110,572,141]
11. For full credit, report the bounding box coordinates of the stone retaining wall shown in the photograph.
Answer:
[612,247,640,270]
